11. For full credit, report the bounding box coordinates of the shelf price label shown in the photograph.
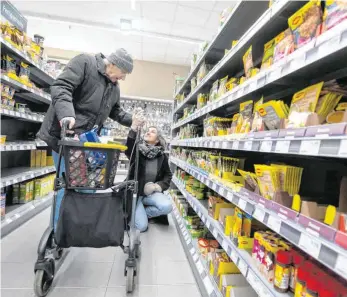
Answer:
[267,215,281,233]
[260,140,272,152]
[196,260,204,274]
[222,141,228,149]
[238,258,248,276]
[222,239,229,251]
[300,140,320,155]
[227,191,233,201]
[238,199,247,211]
[275,140,291,153]
[335,254,347,276]
[246,270,259,288]
[298,233,321,259]
[232,141,239,150]
[244,140,253,151]
[230,249,238,263]
[253,208,266,223]
[203,277,214,295]
[338,139,347,157]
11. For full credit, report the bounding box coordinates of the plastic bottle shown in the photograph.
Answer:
[274,250,292,292]
[290,251,305,293]
[295,267,308,297]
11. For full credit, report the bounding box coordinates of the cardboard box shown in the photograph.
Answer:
[19,182,31,203]
[46,156,54,166]
[225,216,235,236]
[223,285,258,297]
[30,150,36,167]
[210,252,240,285]
[35,150,42,167]
[41,150,47,167]
[219,208,235,227]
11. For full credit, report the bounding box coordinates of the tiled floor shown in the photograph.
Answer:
[1,195,201,297]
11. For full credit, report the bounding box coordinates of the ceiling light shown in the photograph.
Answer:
[120,19,132,31]
[131,0,136,11]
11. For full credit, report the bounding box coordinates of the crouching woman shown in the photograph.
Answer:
[125,124,173,232]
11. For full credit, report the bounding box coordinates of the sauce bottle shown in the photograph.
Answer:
[274,250,292,293]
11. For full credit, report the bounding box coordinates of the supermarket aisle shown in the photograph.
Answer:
[1,200,201,297]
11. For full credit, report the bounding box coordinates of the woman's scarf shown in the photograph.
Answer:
[138,141,164,159]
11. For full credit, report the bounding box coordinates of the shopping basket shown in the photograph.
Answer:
[61,140,127,190]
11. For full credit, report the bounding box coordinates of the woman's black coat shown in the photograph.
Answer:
[124,130,172,195]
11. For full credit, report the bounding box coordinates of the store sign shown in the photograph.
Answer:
[1,0,27,32]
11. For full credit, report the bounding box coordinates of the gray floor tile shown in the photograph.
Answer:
[54,261,113,288]
[157,284,201,297]
[68,247,118,262]
[105,286,158,297]
[156,261,195,285]
[1,262,34,288]
[1,289,35,297]
[48,288,106,297]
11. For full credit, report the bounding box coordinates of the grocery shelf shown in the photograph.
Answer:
[171,123,347,159]
[174,1,307,114]
[173,20,347,122]
[0,37,55,87]
[1,74,51,105]
[1,166,56,188]
[1,108,44,123]
[174,0,268,99]
[172,176,290,297]
[1,192,53,237]
[171,202,221,297]
[170,157,347,280]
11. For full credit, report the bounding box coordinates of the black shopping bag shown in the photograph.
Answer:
[55,190,124,248]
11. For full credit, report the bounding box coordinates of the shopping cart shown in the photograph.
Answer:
[33,121,141,296]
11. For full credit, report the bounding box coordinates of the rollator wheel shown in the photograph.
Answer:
[125,267,135,293]
[33,268,53,297]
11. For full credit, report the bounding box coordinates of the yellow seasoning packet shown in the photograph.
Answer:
[261,38,276,70]
[243,46,253,78]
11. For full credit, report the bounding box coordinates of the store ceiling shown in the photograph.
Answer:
[12,0,235,66]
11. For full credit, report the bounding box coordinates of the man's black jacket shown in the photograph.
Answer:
[38,53,132,151]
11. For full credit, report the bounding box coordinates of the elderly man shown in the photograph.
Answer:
[38,48,144,228]
[38,48,136,151]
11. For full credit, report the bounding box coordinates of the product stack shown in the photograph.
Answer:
[170,1,347,296]
[1,5,56,233]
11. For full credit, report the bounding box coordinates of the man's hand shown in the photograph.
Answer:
[144,182,156,196]
[59,117,75,132]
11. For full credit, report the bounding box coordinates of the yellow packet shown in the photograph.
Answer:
[257,100,288,130]
[261,38,276,70]
[242,46,253,78]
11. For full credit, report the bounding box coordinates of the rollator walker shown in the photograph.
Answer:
[33,120,141,296]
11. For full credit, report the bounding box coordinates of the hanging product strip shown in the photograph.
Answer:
[171,1,347,296]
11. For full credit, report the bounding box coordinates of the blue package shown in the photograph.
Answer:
[79,127,106,167]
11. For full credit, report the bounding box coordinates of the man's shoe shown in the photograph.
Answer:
[155,215,169,225]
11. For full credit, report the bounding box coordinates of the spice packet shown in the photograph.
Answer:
[287,82,324,128]
[243,46,254,78]
[288,0,322,49]
[261,38,276,70]
[239,100,253,133]
[254,165,280,199]
[218,75,229,98]
[257,100,289,130]
[323,0,347,32]
[226,77,239,92]
[251,97,264,132]
[273,29,295,63]
[210,80,219,102]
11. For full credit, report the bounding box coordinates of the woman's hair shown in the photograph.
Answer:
[147,126,167,148]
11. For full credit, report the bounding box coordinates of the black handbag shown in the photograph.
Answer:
[55,190,125,248]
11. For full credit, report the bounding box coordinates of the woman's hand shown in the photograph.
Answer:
[144,182,162,196]
[131,109,145,131]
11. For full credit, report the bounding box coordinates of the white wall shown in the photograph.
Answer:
[45,47,189,100]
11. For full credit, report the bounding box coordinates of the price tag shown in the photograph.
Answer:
[222,141,228,149]
[232,141,239,150]
[275,140,291,153]
[213,229,218,238]
[338,139,347,157]
[3,75,9,81]
[193,253,199,262]
[253,208,266,222]
[244,140,253,151]
[212,183,217,191]
[203,277,214,295]
[206,220,211,229]
[222,239,229,251]
[230,249,238,263]
[227,191,233,201]
[218,187,225,196]
[246,270,259,288]
[238,258,248,276]
[190,247,195,255]
[298,233,321,259]
[14,213,20,219]
[183,230,188,237]
[335,254,347,276]
[260,140,272,152]
[300,140,320,155]
[9,110,14,116]
[267,215,281,233]
[238,199,247,210]
[196,260,204,274]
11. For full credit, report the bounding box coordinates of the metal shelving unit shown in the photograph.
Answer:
[171,157,347,280]
[170,0,347,294]
[172,176,291,297]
